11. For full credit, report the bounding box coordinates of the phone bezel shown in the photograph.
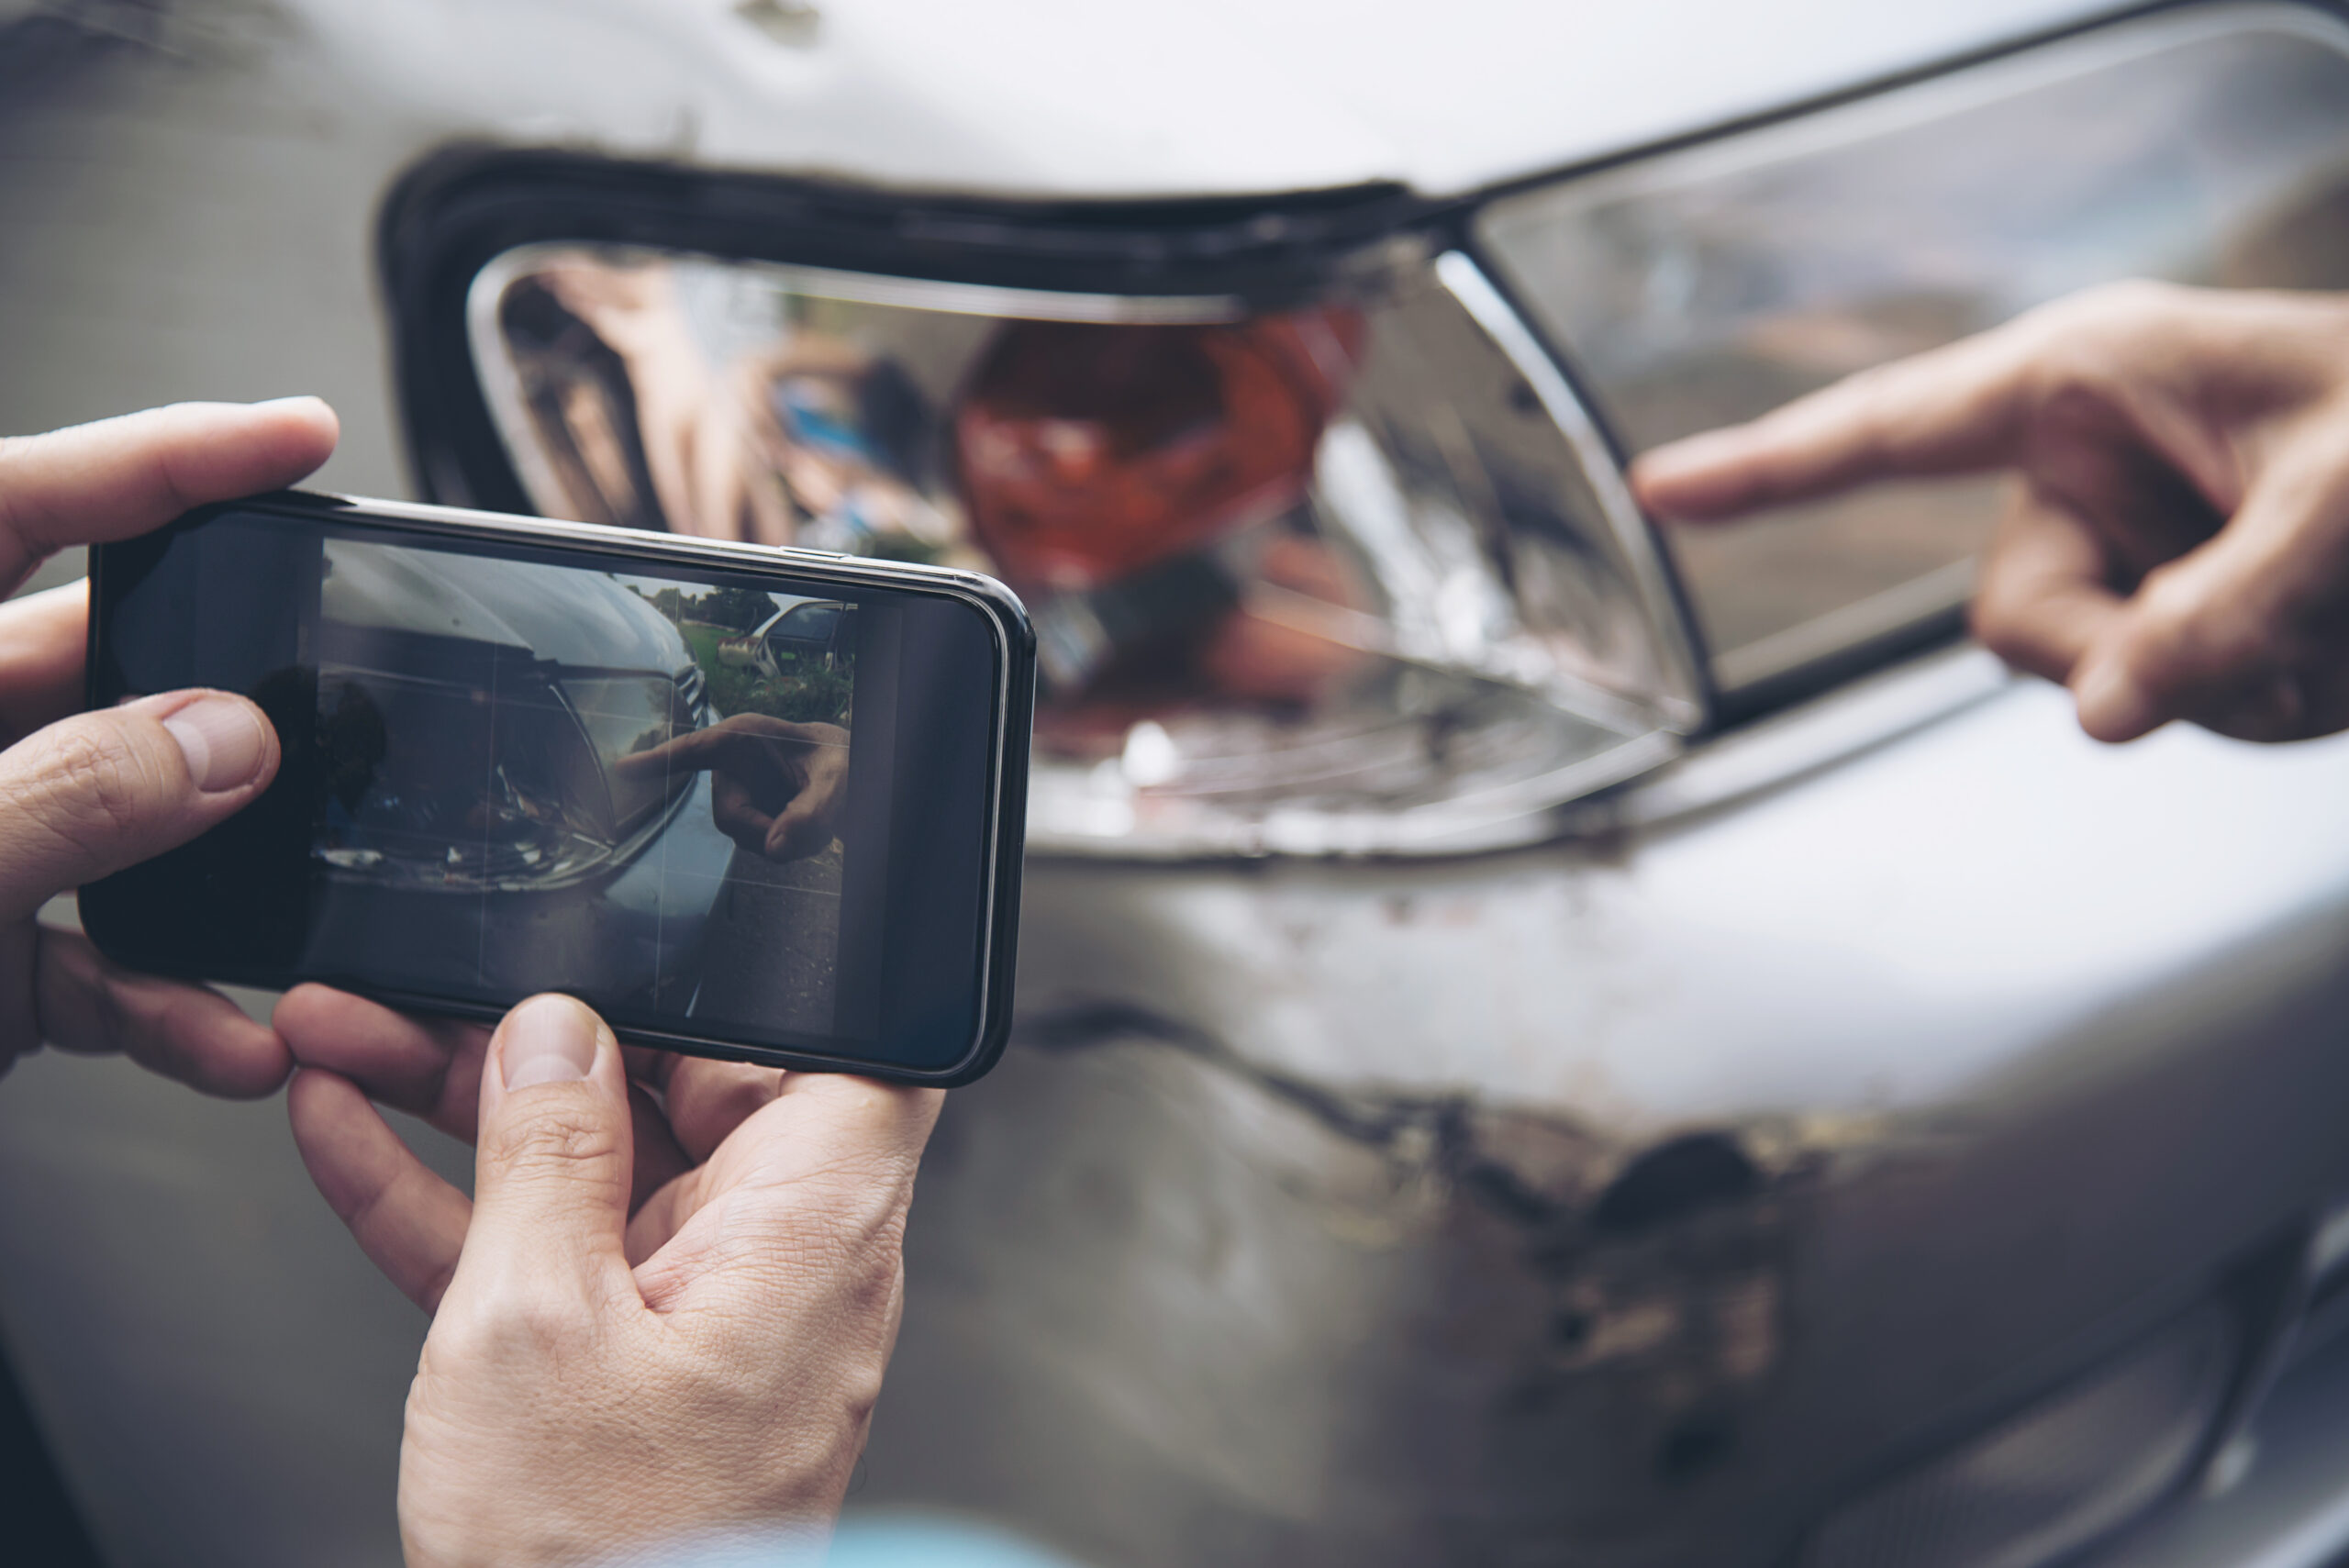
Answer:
[83,490,1034,1087]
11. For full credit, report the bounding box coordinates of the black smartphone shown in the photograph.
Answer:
[83,492,1033,1086]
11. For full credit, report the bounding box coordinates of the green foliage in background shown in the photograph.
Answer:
[680,623,853,726]
[697,585,782,632]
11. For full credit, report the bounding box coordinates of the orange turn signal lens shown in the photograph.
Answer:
[952,306,1364,591]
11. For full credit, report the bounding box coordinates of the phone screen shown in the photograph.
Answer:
[87,502,1024,1079]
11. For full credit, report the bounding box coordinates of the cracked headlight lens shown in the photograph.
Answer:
[314,665,700,894]
[467,242,1699,855]
[315,666,618,892]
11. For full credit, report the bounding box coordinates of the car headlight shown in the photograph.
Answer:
[1476,3,2349,710]
[460,239,1701,856]
[316,662,701,893]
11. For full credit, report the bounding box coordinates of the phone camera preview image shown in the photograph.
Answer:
[304,539,855,1041]
[84,501,1026,1081]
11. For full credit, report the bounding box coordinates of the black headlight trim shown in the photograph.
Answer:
[380,146,1441,517]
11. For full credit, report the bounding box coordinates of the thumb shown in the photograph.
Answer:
[2068,450,2349,743]
[448,995,637,1313]
[0,690,276,921]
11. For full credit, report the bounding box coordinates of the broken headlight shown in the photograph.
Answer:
[466,241,1700,855]
[315,659,699,894]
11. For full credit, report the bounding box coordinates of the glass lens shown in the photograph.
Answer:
[562,673,692,830]
[1480,9,2349,690]
[467,245,1695,853]
[314,666,613,889]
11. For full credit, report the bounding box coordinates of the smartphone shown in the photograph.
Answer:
[83,492,1034,1086]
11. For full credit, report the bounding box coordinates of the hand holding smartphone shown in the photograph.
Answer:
[84,492,1033,1084]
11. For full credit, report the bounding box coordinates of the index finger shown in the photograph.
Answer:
[274,984,486,1140]
[0,400,339,589]
[611,721,738,777]
[1631,329,2035,522]
[0,582,91,748]
[632,1074,943,1304]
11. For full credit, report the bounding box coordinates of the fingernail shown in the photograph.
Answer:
[161,695,270,792]
[501,995,597,1090]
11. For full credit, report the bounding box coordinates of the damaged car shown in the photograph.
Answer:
[6,2,2349,1567]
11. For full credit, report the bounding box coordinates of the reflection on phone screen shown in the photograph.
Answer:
[300,538,877,1040]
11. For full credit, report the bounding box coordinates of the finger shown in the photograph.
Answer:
[1631,329,2037,521]
[611,721,732,775]
[0,690,278,922]
[658,1054,786,1164]
[2070,448,2349,742]
[0,399,338,589]
[764,796,833,861]
[625,1163,708,1268]
[636,1075,943,1308]
[764,744,846,862]
[274,984,487,1140]
[691,405,752,544]
[0,582,91,747]
[34,926,292,1095]
[449,994,637,1311]
[629,1083,694,1213]
[1969,481,2130,686]
[639,394,703,539]
[612,1054,774,1257]
[710,773,776,852]
[744,461,796,550]
[289,1068,472,1312]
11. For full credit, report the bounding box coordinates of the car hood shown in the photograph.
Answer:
[306,0,2126,201]
[320,541,693,674]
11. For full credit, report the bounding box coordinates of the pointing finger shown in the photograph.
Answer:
[1631,329,2037,522]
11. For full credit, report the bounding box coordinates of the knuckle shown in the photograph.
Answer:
[0,437,29,550]
[829,1342,893,1431]
[2025,339,2123,420]
[2022,281,2177,381]
[1967,587,2029,661]
[2125,565,2271,683]
[8,723,165,847]
[2057,277,2179,338]
[482,1099,623,1173]
[2087,276,2179,317]
[435,1285,586,1362]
